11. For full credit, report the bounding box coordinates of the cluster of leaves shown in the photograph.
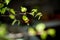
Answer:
[0,0,42,26]
[0,23,56,40]
[11,6,42,26]
[0,0,19,25]
[28,23,56,40]
[0,0,11,14]
[0,0,16,20]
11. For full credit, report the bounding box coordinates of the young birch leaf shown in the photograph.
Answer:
[35,12,42,20]
[0,27,6,37]
[0,24,7,37]
[47,29,56,37]
[30,9,37,16]
[22,15,29,23]
[41,31,47,40]
[10,9,15,14]
[1,7,7,14]
[32,9,37,12]
[21,6,27,12]
[28,27,36,36]
[9,14,15,19]
[5,0,11,5]
[12,19,17,25]
[30,12,35,16]
[36,23,45,32]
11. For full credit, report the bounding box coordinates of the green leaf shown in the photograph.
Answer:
[47,29,56,37]
[22,15,29,23]
[12,19,17,25]
[5,0,11,5]
[12,20,20,25]
[41,31,47,40]
[0,3,4,8]
[9,14,15,19]
[32,9,37,13]
[30,9,37,16]
[1,7,7,14]
[10,9,15,14]
[0,27,6,37]
[22,15,28,21]
[21,6,27,12]
[30,12,35,16]
[36,23,46,32]
[0,24,7,37]
[28,27,36,36]
[35,12,42,20]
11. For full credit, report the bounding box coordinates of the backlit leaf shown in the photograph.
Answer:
[30,12,35,16]
[32,9,37,13]
[21,6,27,12]
[9,14,15,19]
[36,23,46,32]
[28,27,36,36]
[47,29,56,37]
[10,9,15,14]
[41,31,47,40]
[5,0,11,5]
[0,24,7,37]
[35,12,42,20]
[12,19,17,25]
[30,9,38,16]
[22,15,29,23]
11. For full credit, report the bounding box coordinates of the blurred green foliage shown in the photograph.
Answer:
[5,0,11,5]
[0,24,7,37]
[28,27,36,36]
[1,7,7,14]
[40,31,47,40]
[47,28,56,37]
[0,3,4,8]
[36,23,45,32]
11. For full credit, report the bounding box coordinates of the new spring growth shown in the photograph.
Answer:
[21,6,27,12]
